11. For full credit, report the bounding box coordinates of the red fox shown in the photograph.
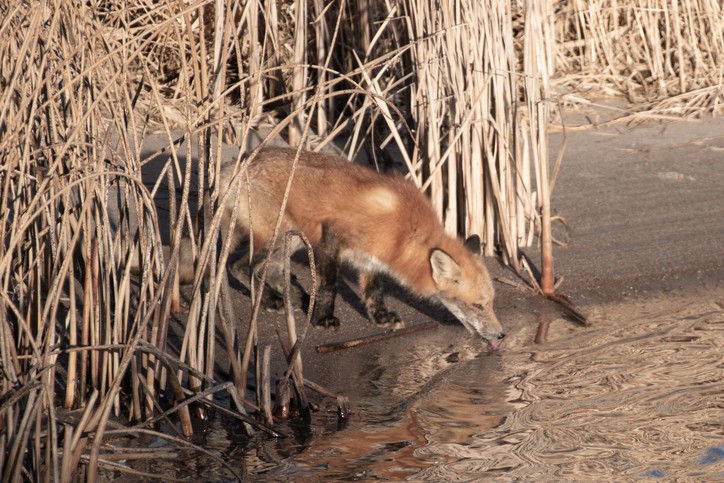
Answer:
[219,148,505,351]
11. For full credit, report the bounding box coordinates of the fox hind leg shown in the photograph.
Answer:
[312,225,341,328]
[249,249,308,313]
[359,272,404,329]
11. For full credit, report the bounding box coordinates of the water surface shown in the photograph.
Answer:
[109,295,724,481]
[276,295,724,480]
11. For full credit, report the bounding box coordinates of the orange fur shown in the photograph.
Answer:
[220,148,505,348]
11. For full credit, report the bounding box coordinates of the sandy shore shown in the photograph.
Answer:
[549,114,724,304]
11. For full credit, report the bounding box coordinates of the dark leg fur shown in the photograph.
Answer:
[243,250,308,313]
[261,275,309,314]
[360,273,404,329]
[312,225,341,328]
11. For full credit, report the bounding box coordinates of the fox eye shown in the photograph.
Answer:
[473,303,485,310]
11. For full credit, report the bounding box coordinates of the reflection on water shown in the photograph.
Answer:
[278,296,724,480]
[478,297,724,481]
[127,296,723,480]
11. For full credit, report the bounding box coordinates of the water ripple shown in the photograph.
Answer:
[414,297,724,480]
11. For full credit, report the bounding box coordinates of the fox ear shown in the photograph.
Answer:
[464,235,481,255]
[430,249,462,288]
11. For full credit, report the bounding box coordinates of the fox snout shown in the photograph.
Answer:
[481,310,505,351]
[438,298,505,351]
[468,305,505,351]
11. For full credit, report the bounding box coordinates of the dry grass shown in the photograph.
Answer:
[1,0,721,479]
[552,0,723,118]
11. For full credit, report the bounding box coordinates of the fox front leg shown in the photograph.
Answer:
[359,272,404,330]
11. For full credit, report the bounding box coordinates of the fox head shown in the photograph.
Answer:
[429,236,505,351]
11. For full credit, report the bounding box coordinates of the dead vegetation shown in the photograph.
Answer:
[1,0,721,480]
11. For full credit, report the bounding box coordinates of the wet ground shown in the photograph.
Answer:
[111,116,724,480]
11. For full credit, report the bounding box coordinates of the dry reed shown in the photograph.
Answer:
[552,0,723,118]
[1,0,721,479]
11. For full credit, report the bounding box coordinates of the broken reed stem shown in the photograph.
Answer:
[236,147,317,396]
[259,229,321,422]
[217,276,246,398]
[273,325,342,402]
[240,54,329,395]
[260,345,274,426]
[282,230,318,383]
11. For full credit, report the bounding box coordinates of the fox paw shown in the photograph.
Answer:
[314,316,341,329]
[262,292,284,313]
[370,309,404,330]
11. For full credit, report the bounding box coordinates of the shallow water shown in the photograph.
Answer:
[480,308,724,481]
[111,295,724,481]
[262,295,724,481]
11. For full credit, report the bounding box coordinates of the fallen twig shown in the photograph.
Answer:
[316,321,439,353]
[300,378,336,399]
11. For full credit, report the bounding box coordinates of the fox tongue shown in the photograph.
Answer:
[487,338,501,352]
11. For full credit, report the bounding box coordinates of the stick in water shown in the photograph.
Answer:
[316,321,439,353]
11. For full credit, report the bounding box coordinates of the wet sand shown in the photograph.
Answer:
[549,115,724,304]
